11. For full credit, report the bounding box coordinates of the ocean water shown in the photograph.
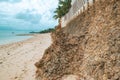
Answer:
[0,30,33,45]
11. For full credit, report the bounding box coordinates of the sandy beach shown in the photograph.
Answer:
[0,33,52,80]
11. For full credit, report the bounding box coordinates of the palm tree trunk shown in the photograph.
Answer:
[59,18,61,28]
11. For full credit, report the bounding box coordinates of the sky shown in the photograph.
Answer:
[0,0,58,31]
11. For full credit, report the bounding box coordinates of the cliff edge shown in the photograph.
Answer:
[35,0,120,80]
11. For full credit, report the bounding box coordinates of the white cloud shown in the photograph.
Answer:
[0,0,58,30]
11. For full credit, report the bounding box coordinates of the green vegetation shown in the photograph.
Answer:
[30,28,55,34]
[39,28,55,33]
[53,0,72,19]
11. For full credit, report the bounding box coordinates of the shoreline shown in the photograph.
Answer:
[0,33,36,46]
[0,33,52,80]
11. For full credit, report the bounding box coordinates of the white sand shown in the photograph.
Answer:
[0,33,52,80]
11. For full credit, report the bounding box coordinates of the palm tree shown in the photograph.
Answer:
[53,0,71,29]
[53,5,63,19]
[54,0,71,19]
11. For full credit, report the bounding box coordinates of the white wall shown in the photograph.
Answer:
[61,0,94,27]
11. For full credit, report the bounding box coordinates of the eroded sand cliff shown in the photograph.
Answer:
[35,0,120,80]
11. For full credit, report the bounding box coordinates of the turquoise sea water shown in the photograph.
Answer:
[0,30,32,45]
